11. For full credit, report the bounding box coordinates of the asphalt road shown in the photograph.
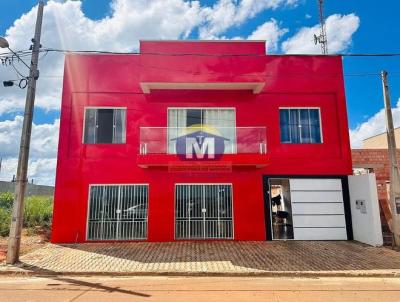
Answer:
[0,275,399,302]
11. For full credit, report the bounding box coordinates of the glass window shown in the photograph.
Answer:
[167,108,236,154]
[84,108,126,144]
[280,108,322,144]
[186,109,203,126]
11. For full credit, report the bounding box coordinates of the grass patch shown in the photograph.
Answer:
[0,192,53,237]
[24,195,53,229]
[0,192,13,210]
[0,207,10,237]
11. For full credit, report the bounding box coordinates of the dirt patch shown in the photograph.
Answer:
[0,227,50,262]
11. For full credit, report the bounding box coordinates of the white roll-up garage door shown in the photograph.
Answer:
[290,178,347,240]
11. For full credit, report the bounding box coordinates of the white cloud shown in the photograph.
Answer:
[0,97,26,116]
[26,158,58,186]
[248,19,288,52]
[350,99,400,148]
[199,0,298,39]
[0,116,59,158]
[0,116,59,185]
[0,157,57,186]
[281,13,360,54]
[225,18,287,52]
[0,158,17,183]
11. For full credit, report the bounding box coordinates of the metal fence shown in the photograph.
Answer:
[87,184,148,240]
[175,184,233,239]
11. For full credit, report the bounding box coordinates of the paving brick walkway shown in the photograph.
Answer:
[2,241,400,275]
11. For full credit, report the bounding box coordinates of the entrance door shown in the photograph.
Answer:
[87,184,149,240]
[175,184,233,239]
[268,179,294,240]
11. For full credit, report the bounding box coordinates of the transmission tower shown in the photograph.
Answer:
[313,0,328,54]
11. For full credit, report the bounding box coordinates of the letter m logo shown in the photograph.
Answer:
[185,137,215,159]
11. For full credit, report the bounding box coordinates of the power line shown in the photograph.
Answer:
[42,48,400,57]
[3,47,400,58]
[3,48,400,81]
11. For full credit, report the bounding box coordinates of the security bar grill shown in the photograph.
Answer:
[87,184,148,240]
[175,184,233,239]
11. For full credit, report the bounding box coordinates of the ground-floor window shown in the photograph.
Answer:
[175,184,233,239]
[87,184,148,240]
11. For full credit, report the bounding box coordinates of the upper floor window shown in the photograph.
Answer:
[280,108,322,144]
[167,108,236,153]
[84,108,126,144]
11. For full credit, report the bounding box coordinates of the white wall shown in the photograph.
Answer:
[348,174,383,246]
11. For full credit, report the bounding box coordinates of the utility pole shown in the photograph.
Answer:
[382,70,400,247]
[6,1,44,264]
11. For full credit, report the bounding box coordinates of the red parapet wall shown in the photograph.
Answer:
[139,40,267,55]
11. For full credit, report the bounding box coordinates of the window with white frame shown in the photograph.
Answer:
[167,108,236,153]
[280,108,322,143]
[84,108,126,144]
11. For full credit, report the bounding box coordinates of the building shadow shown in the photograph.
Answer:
[9,264,151,298]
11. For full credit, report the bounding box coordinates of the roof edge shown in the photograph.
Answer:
[362,127,400,141]
[139,39,266,43]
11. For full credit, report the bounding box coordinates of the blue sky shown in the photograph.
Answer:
[0,0,399,184]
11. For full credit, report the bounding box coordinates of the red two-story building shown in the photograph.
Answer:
[52,40,353,243]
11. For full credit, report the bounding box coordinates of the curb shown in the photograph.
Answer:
[1,268,400,278]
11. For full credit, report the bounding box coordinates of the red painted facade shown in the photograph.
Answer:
[51,41,352,243]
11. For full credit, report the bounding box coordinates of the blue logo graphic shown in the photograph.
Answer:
[172,125,229,160]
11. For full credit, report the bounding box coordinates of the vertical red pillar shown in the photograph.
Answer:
[147,175,175,241]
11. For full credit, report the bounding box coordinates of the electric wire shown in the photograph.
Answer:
[3,47,400,58]
[10,62,24,78]
[42,48,400,57]
[38,49,49,61]
[10,54,32,76]
[2,47,400,81]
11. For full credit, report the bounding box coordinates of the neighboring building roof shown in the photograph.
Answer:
[362,127,400,149]
[362,126,400,141]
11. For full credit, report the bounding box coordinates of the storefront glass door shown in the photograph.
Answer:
[175,184,233,239]
[87,184,148,240]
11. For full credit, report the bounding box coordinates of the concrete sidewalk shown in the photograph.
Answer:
[1,241,400,277]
